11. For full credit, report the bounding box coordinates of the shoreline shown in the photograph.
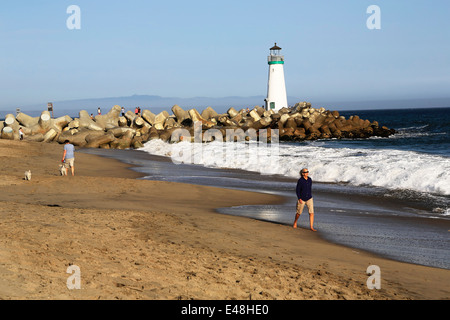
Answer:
[76,145,450,296]
[82,147,450,270]
[0,140,449,299]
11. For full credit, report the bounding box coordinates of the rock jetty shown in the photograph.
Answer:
[0,102,395,148]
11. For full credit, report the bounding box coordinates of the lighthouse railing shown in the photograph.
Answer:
[268,55,284,63]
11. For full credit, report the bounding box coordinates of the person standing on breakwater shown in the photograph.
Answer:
[62,140,75,176]
[293,168,316,231]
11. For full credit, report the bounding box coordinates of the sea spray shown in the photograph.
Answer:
[167,122,280,174]
[140,139,450,197]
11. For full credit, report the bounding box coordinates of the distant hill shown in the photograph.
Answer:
[9,94,284,118]
[2,95,449,118]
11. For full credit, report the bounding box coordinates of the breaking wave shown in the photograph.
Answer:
[139,139,450,197]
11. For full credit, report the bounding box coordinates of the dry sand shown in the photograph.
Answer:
[0,139,448,300]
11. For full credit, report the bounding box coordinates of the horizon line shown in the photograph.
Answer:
[1,95,450,114]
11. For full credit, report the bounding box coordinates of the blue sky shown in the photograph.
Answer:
[0,0,449,110]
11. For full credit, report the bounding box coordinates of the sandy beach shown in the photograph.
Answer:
[0,139,448,300]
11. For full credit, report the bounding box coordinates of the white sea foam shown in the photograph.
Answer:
[139,139,450,196]
[432,207,450,216]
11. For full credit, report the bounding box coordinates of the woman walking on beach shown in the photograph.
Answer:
[293,168,316,231]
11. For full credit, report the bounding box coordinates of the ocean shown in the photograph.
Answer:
[141,107,450,217]
[83,107,450,270]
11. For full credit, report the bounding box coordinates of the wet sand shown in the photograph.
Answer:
[0,139,449,300]
[85,147,450,270]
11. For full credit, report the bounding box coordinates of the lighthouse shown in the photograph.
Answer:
[265,43,288,112]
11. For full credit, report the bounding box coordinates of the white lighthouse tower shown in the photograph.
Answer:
[265,43,288,112]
